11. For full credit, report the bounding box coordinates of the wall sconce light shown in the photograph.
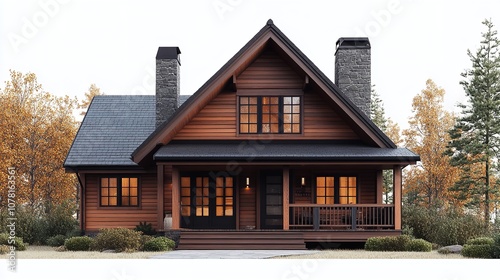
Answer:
[245,177,250,189]
[301,177,306,186]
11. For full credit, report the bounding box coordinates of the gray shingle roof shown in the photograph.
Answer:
[64,95,191,168]
[64,95,155,168]
[153,141,420,162]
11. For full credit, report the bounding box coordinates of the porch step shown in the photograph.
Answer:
[177,231,307,250]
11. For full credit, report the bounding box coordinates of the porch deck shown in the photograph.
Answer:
[170,204,399,250]
[174,229,401,250]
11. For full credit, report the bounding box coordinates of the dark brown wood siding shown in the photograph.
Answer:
[358,171,376,204]
[172,49,360,141]
[84,174,158,231]
[173,91,236,140]
[303,91,360,140]
[237,49,303,90]
[163,165,172,215]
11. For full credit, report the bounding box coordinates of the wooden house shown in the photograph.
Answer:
[64,20,419,249]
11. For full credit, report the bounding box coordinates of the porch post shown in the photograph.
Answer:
[171,167,180,229]
[376,170,383,204]
[282,168,290,230]
[157,164,165,231]
[393,165,402,230]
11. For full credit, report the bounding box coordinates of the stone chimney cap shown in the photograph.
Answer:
[156,47,181,64]
[335,38,370,54]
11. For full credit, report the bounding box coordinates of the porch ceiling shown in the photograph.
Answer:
[153,141,420,163]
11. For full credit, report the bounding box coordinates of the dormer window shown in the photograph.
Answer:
[239,96,301,134]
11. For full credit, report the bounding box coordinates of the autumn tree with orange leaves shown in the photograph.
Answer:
[403,79,461,208]
[0,70,78,213]
[77,83,104,116]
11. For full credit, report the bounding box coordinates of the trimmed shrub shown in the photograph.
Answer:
[467,237,494,246]
[0,244,10,255]
[392,235,412,251]
[365,236,386,251]
[46,235,67,247]
[143,237,175,252]
[0,233,27,251]
[139,235,154,251]
[91,228,142,252]
[135,221,157,236]
[462,244,493,258]
[406,238,432,252]
[364,235,412,251]
[64,236,94,251]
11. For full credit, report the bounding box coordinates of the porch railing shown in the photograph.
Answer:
[289,204,395,230]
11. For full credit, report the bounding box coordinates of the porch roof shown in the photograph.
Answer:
[153,141,420,163]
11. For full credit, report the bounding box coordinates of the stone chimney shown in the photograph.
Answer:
[156,47,181,127]
[334,38,371,117]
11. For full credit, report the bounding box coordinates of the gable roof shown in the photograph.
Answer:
[131,19,397,164]
[63,95,190,170]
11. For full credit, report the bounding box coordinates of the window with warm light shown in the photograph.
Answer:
[314,176,357,204]
[216,177,233,217]
[195,177,210,217]
[100,177,139,207]
[180,175,234,217]
[239,96,301,134]
[316,176,335,204]
[339,176,357,204]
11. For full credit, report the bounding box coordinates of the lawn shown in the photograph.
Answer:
[4,246,465,259]
[8,246,165,259]
[272,250,465,259]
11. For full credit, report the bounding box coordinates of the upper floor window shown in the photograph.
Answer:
[239,96,301,134]
[100,177,139,207]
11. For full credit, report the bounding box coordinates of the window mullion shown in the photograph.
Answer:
[257,97,262,134]
[279,97,284,133]
[334,177,339,204]
[117,177,122,207]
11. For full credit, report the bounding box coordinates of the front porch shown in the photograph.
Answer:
[157,164,404,244]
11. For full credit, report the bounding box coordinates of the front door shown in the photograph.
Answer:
[260,172,283,229]
[180,174,235,229]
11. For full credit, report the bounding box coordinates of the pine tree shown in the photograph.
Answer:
[446,19,500,223]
